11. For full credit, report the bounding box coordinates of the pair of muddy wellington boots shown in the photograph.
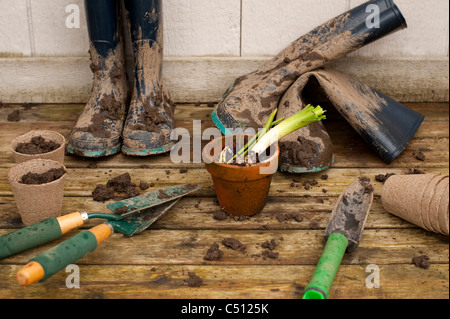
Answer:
[213,0,424,172]
[67,0,174,158]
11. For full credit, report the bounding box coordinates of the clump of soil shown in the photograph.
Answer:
[15,136,61,155]
[413,255,430,269]
[257,239,280,259]
[415,151,426,162]
[375,173,396,183]
[359,177,374,194]
[262,250,279,259]
[184,272,203,287]
[213,210,228,221]
[157,190,171,199]
[92,173,146,202]
[222,238,244,250]
[107,173,133,193]
[211,200,253,221]
[139,181,149,190]
[203,243,224,261]
[7,110,20,122]
[212,209,251,222]
[92,185,115,202]
[276,213,304,223]
[303,179,318,190]
[115,206,129,215]
[20,168,66,185]
[408,168,425,175]
[262,239,277,251]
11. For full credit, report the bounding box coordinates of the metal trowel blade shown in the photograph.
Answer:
[106,184,203,218]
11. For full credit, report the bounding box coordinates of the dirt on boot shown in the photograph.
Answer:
[122,38,175,154]
[68,41,129,156]
[278,76,334,171]
[75,94,126,139]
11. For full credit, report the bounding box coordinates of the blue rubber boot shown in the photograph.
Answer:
[121,0,175,156]
[67,0,129,158]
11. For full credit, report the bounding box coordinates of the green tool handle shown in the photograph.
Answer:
[0,213,87,260]
[303,233,349,299]
[16,223,113,286]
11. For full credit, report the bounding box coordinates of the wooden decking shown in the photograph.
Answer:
[0,102,448,299]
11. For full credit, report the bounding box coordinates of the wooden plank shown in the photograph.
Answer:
[0,57,448,104]
[0,264,447,299]
[0,104,448,169]
[1,104,448,139]
[0,167,448,198]
[0,131,448,169]
[0,228,448,266]
[0,196,432,231]
[1,103,448,123]
[0,102,448,300]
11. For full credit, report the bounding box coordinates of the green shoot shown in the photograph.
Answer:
[226,109,281,164]
[251,105,326,155]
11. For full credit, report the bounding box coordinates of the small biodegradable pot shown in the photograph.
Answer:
[382,174,449,236]
[11,130,66,164]
[8,159,67,226]
[203,134,279,217]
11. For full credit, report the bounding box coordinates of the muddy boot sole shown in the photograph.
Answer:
[121,142,174,157]
[67,140,122,158]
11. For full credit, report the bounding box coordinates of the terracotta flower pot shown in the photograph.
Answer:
[7,159,67,226]
[11,130,66,164]
[203,134,279,217]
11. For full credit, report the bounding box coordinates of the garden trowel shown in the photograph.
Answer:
[0,184,202,260]
[16,184,202,286]
[1,184,203,286]
[303,178,374,299]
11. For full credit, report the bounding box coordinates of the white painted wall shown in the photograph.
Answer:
[0,0,448,58]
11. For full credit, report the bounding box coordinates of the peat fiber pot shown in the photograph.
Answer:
[11,130,66,164]
[203,134,280,217]
[7,159,67,226]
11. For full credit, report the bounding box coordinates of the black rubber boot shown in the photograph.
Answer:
[67,0,129,158]
[278,68,424,172]
[121,0,175,156]
[212,0,407,134]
